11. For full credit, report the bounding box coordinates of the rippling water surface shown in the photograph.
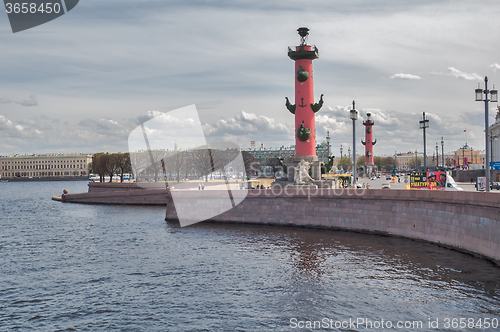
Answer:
[1,181,499,331]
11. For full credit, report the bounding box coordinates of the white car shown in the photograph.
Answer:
[381,182,391,189]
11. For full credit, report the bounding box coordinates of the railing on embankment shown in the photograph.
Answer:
[166,188,500,263]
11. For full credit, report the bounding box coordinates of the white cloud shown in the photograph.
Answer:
[490,63,500,73]
[78,117,130,137]
[0,115,14,130]
[425,112,442,124]
[200,110,293,148]
[366,109,402,127]
[390,73,421,80]
[0,95,38,106]
[16,95,38,107]
[136,110,165,125]
[204,110,290,136]
[447,67,482,81]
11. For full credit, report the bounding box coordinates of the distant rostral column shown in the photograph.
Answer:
[285,27,324,176]
[361,112,377,177]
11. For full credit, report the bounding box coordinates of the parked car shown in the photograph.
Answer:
[490,182,500,190]
[381,182,391,189]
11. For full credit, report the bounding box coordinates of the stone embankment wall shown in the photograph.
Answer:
[166,188,500,263]
[61,182,169,205]
[452,169,486,182]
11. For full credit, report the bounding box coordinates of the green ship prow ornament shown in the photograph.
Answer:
[297,123,311,142]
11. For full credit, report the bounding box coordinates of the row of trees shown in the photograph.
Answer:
[91,150,263,183]
[92,153,132,182]
[130,148,255,182]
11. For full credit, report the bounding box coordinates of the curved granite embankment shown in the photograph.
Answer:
[53,182,170,205]
[165,188,500,263]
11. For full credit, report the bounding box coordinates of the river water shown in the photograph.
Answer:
[0,181,499,331]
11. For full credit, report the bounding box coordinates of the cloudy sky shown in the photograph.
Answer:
[1,0,500,157]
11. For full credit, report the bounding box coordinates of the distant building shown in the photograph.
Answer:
[452,146,485,170]
[489,106,500,166]
[244,146,329,164]
[0,154,92,179]
[395,150,462,171]
[395,152,418,170]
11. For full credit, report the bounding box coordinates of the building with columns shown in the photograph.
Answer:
[489,107,500,165]
[452,146,485,170]
[0,154,92,179]
[244,146,329,164]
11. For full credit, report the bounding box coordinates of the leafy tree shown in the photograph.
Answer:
[408,157,422,170]
[266,157,282,177]
[102,154,119,182]
[337,157,350,172]
[182,150,194,180]
[191,148,231,182]
[92,153,108,182]
[166,150,187,182]
[374,156,396,172]
[241,151,259,179]
[92,153,132,182]
[356,156,365,168]
[322,155,335,174]
[130,151,149,182]
[115,153,132,182]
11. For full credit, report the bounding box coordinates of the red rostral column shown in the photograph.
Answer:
[361,112,377,166]
[285,27,323,161]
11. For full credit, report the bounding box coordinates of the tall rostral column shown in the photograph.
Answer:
[361,112,377,177]
[285,27,323,179]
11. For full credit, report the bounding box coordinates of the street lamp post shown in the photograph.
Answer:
[419,112,429,171]
[441,137,444,168]
[475,76,497,191]
[415,149,418,170]
[340,145,343,173]
[394,151,397,175]
[462,144,466,169]
[350,101,358,184]
[326,131,331,160]
[348,147,351,173]
[436,143,439,169]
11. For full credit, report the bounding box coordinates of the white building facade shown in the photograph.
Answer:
[489,107,500,166]
[0,154,92,179]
